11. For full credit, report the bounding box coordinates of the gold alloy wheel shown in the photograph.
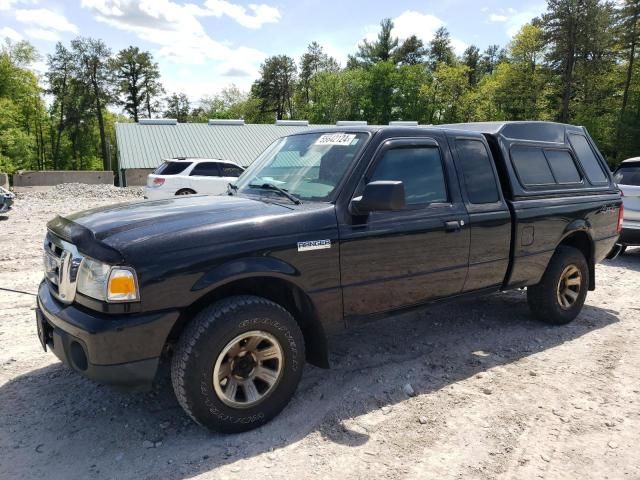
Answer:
[212,330,284,409]
[556,264,582,310]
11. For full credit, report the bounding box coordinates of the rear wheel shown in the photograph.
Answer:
[527,246,589,325]
[171,295,305,433]
[176,188,196,195]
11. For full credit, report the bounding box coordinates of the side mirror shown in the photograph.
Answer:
[349,180,406,215]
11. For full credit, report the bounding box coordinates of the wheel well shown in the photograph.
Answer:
[559,231,595,290]
[175,188,196,195]
[167,277,329,368]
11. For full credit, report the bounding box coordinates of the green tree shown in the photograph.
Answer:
[495,25,550,120]
[163,93,190,122]
[462,45,481,85]
[542,0,612,123]
[298,42,339,104]
[479,44,506,76]
[394,64,432,121]
[429,63,471,123]
[71,37,114,170]
[428,27,456,69]
[355,18,399,65]
[46,42,74,169]
[191,85,249,121]
[112,46,164,122]
[0,39,47,173]
[296,42,339,116]
[394,35,427,65]
[615,0,640,158]
[362,60,397,124]
[252,55,297,120]
[307,69,368,123]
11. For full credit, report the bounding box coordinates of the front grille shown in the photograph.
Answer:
[44,238,63,287]
[43,233,83,304]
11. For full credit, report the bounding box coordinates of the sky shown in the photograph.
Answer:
[0,0,547,103]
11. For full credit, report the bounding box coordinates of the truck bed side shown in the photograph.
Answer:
[481,125,621,290]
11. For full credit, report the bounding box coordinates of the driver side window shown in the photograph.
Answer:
[369,147,448,206]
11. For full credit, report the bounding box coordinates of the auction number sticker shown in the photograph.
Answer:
[315,133,357,146]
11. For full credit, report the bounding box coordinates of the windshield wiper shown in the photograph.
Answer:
[248,182,302,205]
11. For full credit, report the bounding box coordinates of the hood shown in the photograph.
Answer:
[48,195,298,261]
[66,195,293,240]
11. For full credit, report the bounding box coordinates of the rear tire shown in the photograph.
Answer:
[171,295,305,433]
[176,188,196,195]
[527,246,589,325]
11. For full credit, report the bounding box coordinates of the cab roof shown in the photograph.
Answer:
[437,121,586,144]
[298,121,584,144]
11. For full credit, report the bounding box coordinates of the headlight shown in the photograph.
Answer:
[77,258,139,302]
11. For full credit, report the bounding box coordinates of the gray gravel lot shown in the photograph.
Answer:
[1,185,639,480]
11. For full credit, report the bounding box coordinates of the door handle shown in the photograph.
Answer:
[444,220,462,232]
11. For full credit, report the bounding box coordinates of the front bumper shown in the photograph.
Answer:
[36,280,180,391]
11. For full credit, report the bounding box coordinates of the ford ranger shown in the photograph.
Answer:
[35,122,622,432]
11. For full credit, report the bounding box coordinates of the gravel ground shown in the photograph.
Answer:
[1,186,639,480]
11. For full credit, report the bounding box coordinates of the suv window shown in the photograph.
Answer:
[190,162,221,177]
[544,150,581,184]
[154,161,192,175]
[219,164,244,177]
[614,164,640,186]
[511,146,555,186]
[455,139,500,204]
[567,134,608,184]
[369,147,448,205]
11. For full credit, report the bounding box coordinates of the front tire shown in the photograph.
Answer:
[527,246,589,325]
[175,188,196,195]
[171,295,305,433]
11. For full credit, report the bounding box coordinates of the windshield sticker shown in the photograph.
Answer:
[315,133,357,146]
[297,239,331,252]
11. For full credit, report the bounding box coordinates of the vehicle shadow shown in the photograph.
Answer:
[0,291,619,479]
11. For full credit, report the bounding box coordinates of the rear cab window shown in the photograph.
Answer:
[154,161,192,175]
[455,139,501,204]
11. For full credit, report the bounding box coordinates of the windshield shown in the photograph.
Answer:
[614,164,640,186]
[234,132,368,202]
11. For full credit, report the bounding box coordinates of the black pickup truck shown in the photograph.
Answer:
[36,122,622,432]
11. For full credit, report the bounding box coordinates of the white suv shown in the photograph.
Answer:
[144,158,244,200]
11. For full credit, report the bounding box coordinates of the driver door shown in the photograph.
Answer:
[338,137,470,318]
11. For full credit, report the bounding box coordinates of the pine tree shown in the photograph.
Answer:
[112,46,164,122]
[252,55,297,120]
[394,35,427,65]
[428,27,456,69]
[355,18,399,65]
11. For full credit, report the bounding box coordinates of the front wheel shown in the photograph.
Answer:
[527,246,589,325]
[171,296,305,433]
[175,188,196,195]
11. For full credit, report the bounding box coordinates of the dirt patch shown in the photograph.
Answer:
[1,189,639,479]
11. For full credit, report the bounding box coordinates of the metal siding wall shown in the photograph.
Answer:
[116,123,333,170]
